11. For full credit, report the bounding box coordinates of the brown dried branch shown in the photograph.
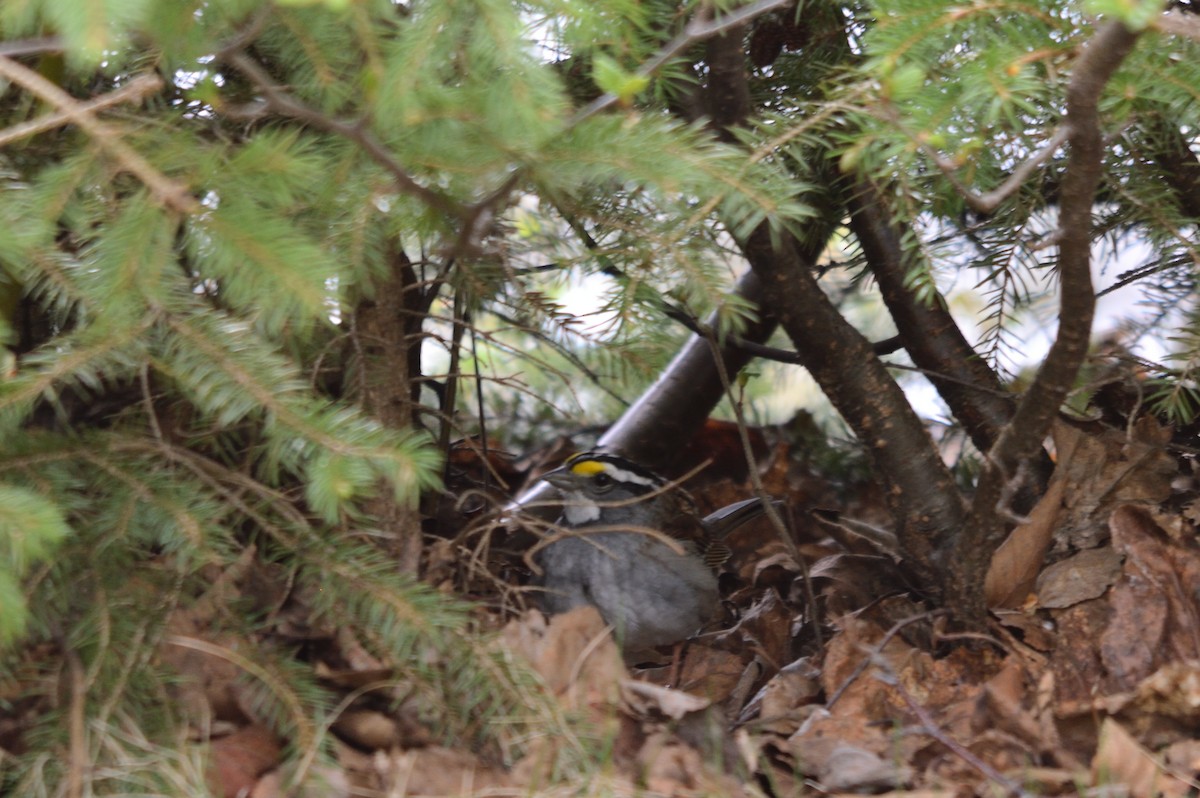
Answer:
[699,29,962,584]
[569,0,793,126]
[846,177,1054,505]
[921,125,1071,215]
[222,52,468,224]
[0,73,163,148]
[1156,8,1200,41]
[946,20,1143,626]
[0,37,62,57]
[0,57,197,214]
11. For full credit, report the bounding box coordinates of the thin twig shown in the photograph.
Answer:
[570,0,793,125]
[439,281,467,462]
[0,37,62,57]
[880,96,1070,214]
[701,325,825,646]
[0,58,197,214]
[65,645,87,798]
[139,362,164,441]
[223,51,467,222]
[0,73,163,148]
[878,660,1033,798]
[826,610,947,709]
[921,126,1071,215]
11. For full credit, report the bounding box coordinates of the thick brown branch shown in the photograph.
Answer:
[947,20,1142,626]
[848,180,1055,512]
[847,181,1015,451]
[1147,119,1200,221]
[741,225,963,582]
[351,243,426,572]
[703,24,963,585]
[569,0,792,126]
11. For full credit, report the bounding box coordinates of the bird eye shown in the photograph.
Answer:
[592,473,614,491]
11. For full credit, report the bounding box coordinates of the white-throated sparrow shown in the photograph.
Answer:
[534,451,769,652]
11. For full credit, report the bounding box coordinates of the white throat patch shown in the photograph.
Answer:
[562,494,601,525]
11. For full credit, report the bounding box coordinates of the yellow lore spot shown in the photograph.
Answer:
[568,459,607,476]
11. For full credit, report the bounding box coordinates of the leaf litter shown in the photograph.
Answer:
[11,419,1200,798]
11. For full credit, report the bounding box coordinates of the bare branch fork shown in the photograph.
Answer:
[570,0,794,126]
[929,126,1072,214]
[222,0,791,255]
[0,73,163,148]
[878,101,1072,215]
[944,19,1144,624]
[0,57,197,214]
[222,52,468,224]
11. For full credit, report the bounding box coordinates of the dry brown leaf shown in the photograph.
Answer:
[501,607,625,712]
[1109,506,1200,663]
[718,588,793,671]
[993,609,1056,652]
[1035,547,1124,609]
[161,623,248,725]
[814,743,912,792]
[637,731,750,796]
[1097,506,1200,693]
[332,626,388,673]
[376,746,512,796]
[330,709,401,751]
[621,679,711,720]
[1162,738,1200,775]
[208,724,283,798]
[1053,418,1176,553]
[1101,569,1169,688]
[330,738,379,795]
[809,554,904,619]
[1048,597,1113,711]
[789,622,910,771]
[671,643,747,700]
[756,658,822,735]
[1129,662,1200,723]
[285,763,352,798]
[1092,718,1191,798]
[985,461,1068,609]
[821,617,913,701]
[248,769,283,798]
[751,551,801,589]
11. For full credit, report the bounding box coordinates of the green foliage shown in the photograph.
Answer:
[1,0,1198,790]
[591,52,650,103]
[0,483,70,644]
[0,0,819,790]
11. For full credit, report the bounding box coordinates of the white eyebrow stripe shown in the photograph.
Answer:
[601,462,660,487]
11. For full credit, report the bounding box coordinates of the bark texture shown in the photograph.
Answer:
[945,21,1142,624]
[352,243,428,573]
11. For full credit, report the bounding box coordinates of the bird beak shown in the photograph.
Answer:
[541,466,576,490]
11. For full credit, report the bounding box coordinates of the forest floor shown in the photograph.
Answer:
[169,418,1200,796]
